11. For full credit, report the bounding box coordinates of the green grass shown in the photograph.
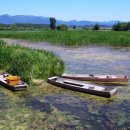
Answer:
[0,30,130,47]
[0,40,64,83]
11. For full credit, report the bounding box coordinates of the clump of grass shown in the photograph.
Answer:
[0,40,64,84]
[0,30,130,47]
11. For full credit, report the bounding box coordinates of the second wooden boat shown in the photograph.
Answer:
[62,73,128,85]
[47,76,117,98]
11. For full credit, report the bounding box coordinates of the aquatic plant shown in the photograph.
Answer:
[0,40,64,83]
[0,30,130,46]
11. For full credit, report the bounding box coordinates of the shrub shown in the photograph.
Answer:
[57,24,68,31]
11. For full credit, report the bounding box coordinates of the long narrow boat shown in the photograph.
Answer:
[0,72,27,92]
[47,76,117,98]
[62,73,128,85]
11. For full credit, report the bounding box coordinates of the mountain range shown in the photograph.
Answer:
[0,14,118,27]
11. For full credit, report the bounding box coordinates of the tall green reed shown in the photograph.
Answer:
[0,30,130,47]
[0,40,64,84]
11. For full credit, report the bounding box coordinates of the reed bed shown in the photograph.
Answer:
[0,40,64,84]
[0,30,130,47]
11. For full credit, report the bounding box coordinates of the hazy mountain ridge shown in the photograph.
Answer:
[0,14,118,26]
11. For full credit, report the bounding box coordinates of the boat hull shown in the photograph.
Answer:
[62,74,128,84]
[47,76,117,98]
[0,72,27,92]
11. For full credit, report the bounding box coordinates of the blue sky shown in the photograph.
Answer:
[0,0,130,21]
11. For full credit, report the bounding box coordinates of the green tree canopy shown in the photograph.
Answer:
[127,22,130,30]
[112,22,130,31]
[50,17,56,30]
[93,24,100,30]
[73,25,76,29]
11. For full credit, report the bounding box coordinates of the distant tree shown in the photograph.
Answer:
[126,22,130,30]
[73,25,76,29]
[50,17,56,30]
[112,22,128,31]
[57,24,68,31]
[10,24,17,29]
[112,22,121,31]
[121,23,128,31]
[93,24,100,30]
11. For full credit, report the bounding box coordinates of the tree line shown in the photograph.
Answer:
[0,17,130,31]
[50,17,130,31]
[0,23,49,30]
[112,22,130,31]
[49,17,68,31]
[49,17,100,31]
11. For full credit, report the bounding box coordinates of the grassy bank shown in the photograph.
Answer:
[0,40,64,84]
[0,30,130,47]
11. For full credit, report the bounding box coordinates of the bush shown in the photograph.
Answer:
[57,24,68,31]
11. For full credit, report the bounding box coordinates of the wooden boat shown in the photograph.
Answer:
[0,72,27,91]
[62,73,128,85]
[47,76,117,98]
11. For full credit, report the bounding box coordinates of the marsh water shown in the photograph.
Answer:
[0,38,130,129]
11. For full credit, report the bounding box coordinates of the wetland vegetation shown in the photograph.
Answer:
[0,28,130,129]
[0,40,64,83]
[0,30,130,47]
